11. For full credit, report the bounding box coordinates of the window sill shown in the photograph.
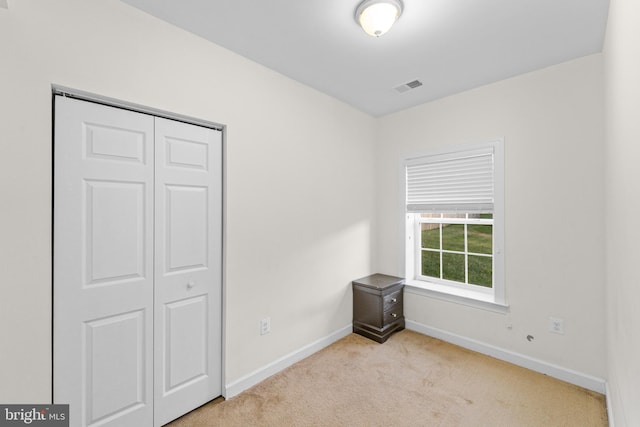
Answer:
[405,280,509,314]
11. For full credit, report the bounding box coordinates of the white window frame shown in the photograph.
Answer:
[403,140,507,312]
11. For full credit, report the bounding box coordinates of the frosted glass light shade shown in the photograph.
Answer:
[356,0,403,37]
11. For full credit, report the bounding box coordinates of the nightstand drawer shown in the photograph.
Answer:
[383,290,402,311]
[384,308,403,325]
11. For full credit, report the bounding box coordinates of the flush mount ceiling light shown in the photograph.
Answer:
[355,0,403,37]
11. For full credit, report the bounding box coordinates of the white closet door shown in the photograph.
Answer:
[153,118,222,426]
[54,96,155,427]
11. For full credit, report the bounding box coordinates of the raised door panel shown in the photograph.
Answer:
[84,123,146,164]
[85,310,146,425]
[165,137,208,171]
[85,180,146,285]
[164,296,208,393]
[165,185,208,273]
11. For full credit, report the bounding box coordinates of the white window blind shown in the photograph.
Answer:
[406,146,495,213]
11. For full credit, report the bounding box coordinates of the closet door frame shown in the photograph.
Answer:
[52,85,227,422]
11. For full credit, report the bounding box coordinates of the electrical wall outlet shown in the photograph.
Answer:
[260,317,271,335]
[549,317,564,335]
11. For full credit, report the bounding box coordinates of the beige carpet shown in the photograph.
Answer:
[168,330,608,426]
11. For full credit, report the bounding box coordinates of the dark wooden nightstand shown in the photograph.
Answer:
[352,274,405,343]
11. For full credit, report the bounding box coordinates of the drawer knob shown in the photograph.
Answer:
[391,313,398,318]
[390,298,397,303]
[187,281,195,290]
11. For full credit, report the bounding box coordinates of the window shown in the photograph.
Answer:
[404,141,505,309]
[418,213,493,287]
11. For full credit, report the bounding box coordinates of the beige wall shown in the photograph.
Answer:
[604,0,640,425]
[374,54,606,379]
[0,0,375,402]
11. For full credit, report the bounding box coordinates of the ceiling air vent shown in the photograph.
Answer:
[394,79,423,93]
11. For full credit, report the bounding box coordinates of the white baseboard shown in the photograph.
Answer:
[224,324,352,398]
[605,381,615,427]
[406,319,606,394]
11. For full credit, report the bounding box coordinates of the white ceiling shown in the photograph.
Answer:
[121,0,609,117]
